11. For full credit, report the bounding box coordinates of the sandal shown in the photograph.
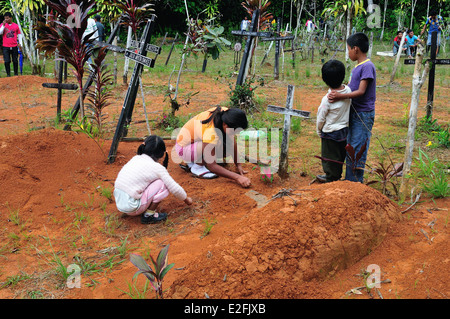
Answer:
[190,164,218,179]
[141,211,168,224]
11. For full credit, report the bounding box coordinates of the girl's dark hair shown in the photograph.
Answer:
[201,106,248,156]
[201,106,248,130]
[322,60,345,89]
[347,32,369,53]
[137,135,169,168]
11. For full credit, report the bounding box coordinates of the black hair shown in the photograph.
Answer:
[95,14,101,21]
[397,30,403,35]
[407,29,413,34]
[322,60,345,89]
[347,32,369,53]
[137,135,169,168]
[201,106,248,156]
[4,12,12,18]
[201,106,248,130]
[430,9,437,16]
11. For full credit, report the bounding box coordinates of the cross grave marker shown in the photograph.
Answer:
[42,59,78,122]
[267,85,310,178]
[108,16,159,164]
[231,9,272,87]
[260,17,294,80]
[404,31,449,120]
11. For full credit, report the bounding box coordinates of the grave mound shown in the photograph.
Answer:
[168,181,402,299]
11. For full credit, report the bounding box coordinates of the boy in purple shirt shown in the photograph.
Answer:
[328,32,376,183]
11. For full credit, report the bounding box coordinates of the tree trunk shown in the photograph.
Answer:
[399,42,430,199]
[389,31,407,83]
[122,26,132,85]
[380,0,388,42]
[294,0,305,39]
[345,7,351,62]
[112,21,118,85]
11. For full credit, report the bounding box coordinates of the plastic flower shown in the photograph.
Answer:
[426,141,433,147]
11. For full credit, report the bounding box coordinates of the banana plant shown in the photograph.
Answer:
[130,245,174,299]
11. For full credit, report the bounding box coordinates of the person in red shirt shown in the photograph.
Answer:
[0,12,22,77]
[392,31,407,55]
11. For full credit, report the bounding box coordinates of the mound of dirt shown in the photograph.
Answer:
[0,128,108,213]
[168,181,402,299]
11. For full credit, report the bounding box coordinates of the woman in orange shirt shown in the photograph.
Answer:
[174,106,251,188]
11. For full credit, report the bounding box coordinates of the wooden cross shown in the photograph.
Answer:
[108,16,159,164]
[404,31,449,120]
[231,9,272,87]
[260,17,294,80]
[267,85,310,178]
[42,59,78,122]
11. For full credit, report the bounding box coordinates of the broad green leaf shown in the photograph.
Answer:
[159,263,175,280]
[130,253,152,273]
[156,245,170,274]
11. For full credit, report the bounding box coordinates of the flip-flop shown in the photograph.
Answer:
[190,164,218,179]
[191,171,218,179]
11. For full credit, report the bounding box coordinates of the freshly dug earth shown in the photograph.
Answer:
[168,181,403,299]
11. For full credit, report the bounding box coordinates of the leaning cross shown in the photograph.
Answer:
[42,59,78,122]
[108,16,159,164]
[404,31,449,120]
[267,85,310,178]
[260,17,294,80]
[231,9,272,87]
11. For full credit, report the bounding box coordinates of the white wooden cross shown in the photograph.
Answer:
[267,85,310,178]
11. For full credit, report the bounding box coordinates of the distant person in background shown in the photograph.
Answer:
[392,31,407,55]
[306,19,315,32]
[240,17,250,31]
[94,14,105,42]
[420,9,444,55]
[0,12,22,77]
[405,29,418,58]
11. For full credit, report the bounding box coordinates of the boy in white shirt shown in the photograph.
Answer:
[316,60,352,183]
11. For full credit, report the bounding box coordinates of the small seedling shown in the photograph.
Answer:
[130,244,174,299]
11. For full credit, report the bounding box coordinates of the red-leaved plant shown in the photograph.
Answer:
[85,47,113,135]
[129,244,174,299]
[35,0,98,120]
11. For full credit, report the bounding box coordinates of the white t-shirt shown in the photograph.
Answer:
[316,85,352,135]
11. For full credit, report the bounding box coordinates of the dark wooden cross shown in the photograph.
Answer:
[231,9,272,87]
[107,16,159,164]
[260,18,294,80]
[404,31,449,120]
[267,85,310,178]
[42,59,78,122]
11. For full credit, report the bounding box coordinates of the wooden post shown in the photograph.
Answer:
[274,17,281,80]
[267,85,310,178]
[165,32,178,66]
[108,17,158,164]
[399,42,430,198]
[42,61,78,123]
[390,31,407,83]
[426,31,437,120]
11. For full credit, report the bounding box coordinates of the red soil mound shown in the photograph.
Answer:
[168,181,401,299]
